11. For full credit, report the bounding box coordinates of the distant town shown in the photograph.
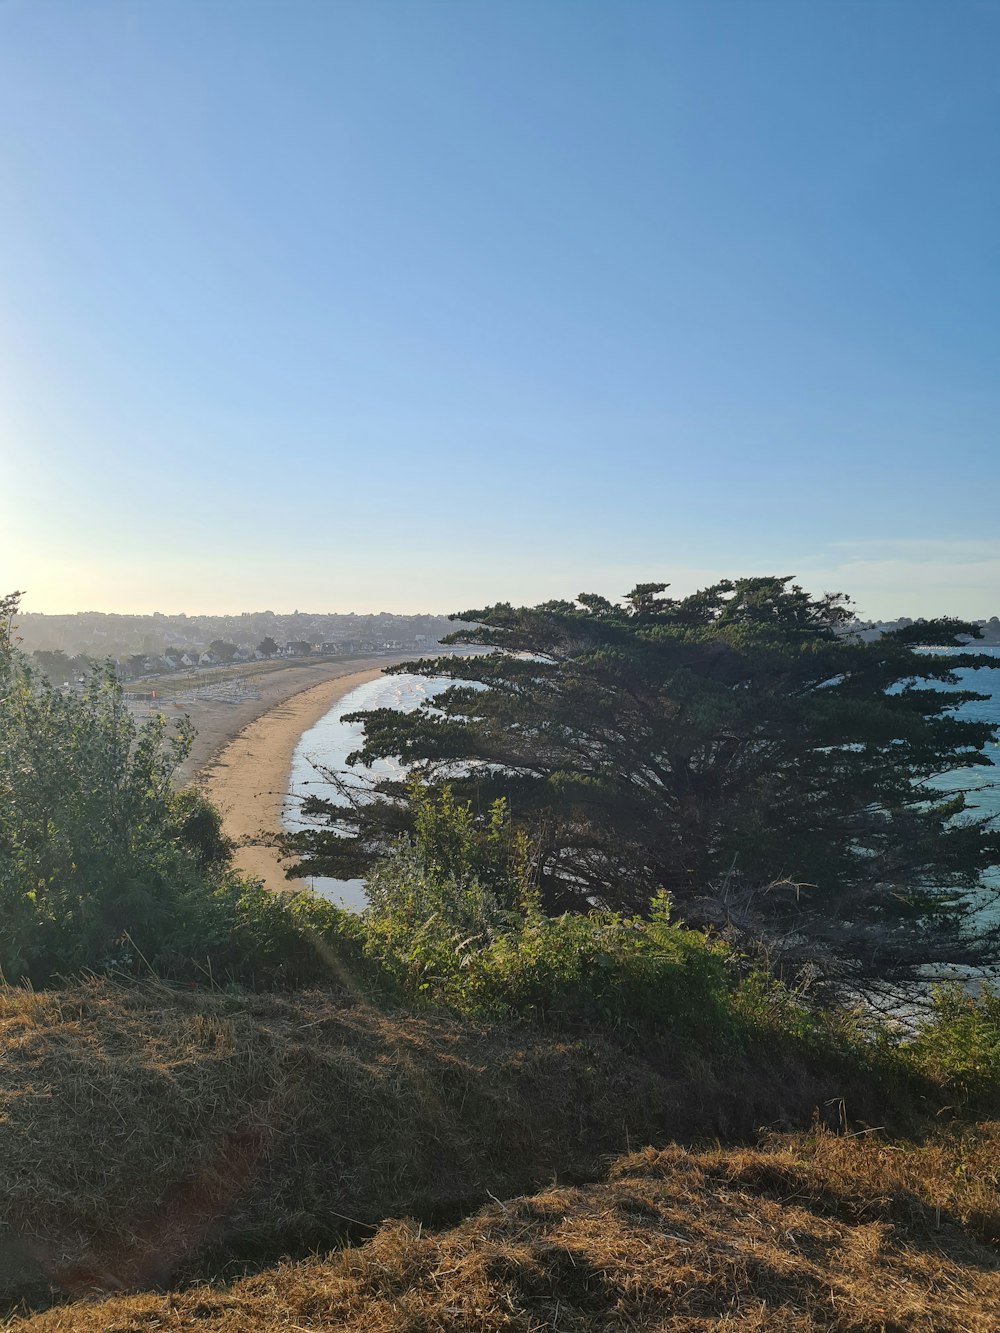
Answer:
[14,607,1000,687]
[14,609,466,683]
[852,615,1000,644]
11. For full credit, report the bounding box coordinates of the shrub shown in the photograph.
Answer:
[169,787,233,872]
[347,781,958,1118]
[173,878,381,993]
[905,983,1000,1109]
[0,646,215,982]
[360,782,529,990]
[356,786,751,1044]
[455,895,735,1041]
[0,611,372,992]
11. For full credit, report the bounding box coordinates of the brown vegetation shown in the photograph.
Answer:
[16,1133,1000,1331]
[1,980,998,1328]
[4,978,815,1311]
[0,979,667,1310]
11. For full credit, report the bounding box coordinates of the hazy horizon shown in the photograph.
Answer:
[13,563,1000,627]
[3,2,998,619]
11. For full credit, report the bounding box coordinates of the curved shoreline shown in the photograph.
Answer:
[193,658,405,890]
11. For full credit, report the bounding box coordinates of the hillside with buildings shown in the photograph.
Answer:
[15,609,461,680]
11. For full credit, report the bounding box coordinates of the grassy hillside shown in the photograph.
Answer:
[16,1134,1000,1331]
[0,980,663,1310]
[0,981,997,1322]
[0,976,981,1317]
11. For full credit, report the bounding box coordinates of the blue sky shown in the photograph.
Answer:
[1,0,998,618]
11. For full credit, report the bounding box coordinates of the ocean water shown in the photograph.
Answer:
[286,672,448,908]
[286,649,1000,912]
[921,647,1000,930]
[921,646,1000,829]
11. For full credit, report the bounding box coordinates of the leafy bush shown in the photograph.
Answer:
[361,783,528,991]
[0,604,370,991]
[345,781,970,1124]
[904,983,1000,1108]
[171,878,382,993]
[0,643,214,981]
[454,895,735,1041]
[168,787,233,872]
[356,784,762,1045]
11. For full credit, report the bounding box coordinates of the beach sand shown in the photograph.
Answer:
[185,658,404,890]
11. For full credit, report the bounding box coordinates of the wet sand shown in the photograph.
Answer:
[187,658,405,890]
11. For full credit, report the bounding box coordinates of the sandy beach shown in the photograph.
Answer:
[186,657,406,890]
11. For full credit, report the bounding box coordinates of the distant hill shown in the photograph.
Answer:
[15,609,464,660]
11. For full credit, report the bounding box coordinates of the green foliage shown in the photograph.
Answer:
[169,787,233,872]
[0,591,20,647]
[364,839,736,1039]
[0,640,205,980]
[361,783,529,993]
[155,876,381,992]
[350,784,769,1045]
[905,983,1000,1107]
[455,895,736,1040]
[294,575,1000,986]
[0,593,369,991]
[410,780,530,906]
[312,784,993,1117]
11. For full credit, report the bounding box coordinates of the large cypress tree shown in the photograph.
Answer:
[291,577,1000,986]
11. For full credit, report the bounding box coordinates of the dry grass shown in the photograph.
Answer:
[3,979,998,1328]
[14,1133,1000,1332]
[0,979,680,1311]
